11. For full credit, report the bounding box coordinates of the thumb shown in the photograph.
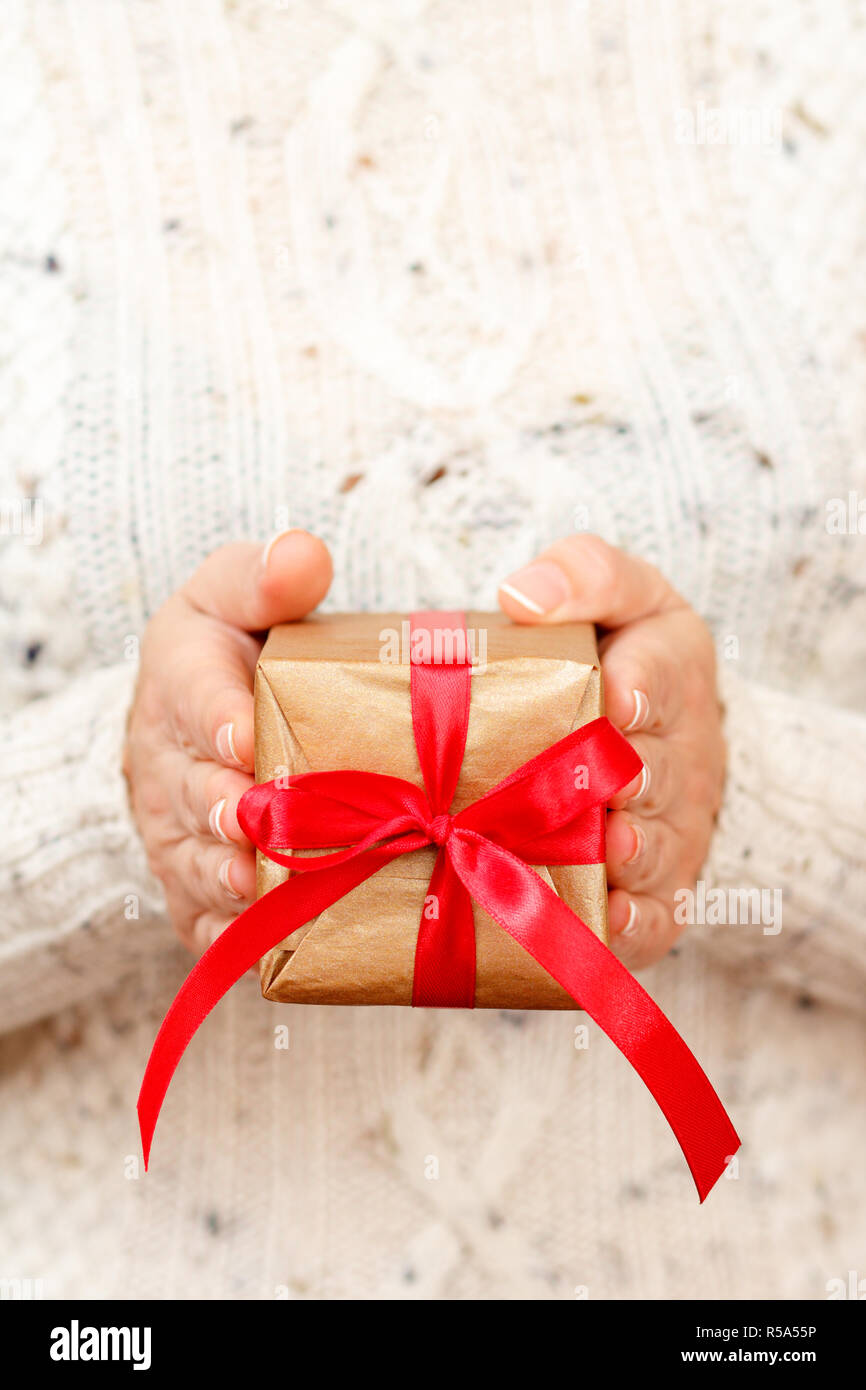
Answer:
[498,533,683,629]
[183,529,334,631]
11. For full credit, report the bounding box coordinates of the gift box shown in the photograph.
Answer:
[253,611,606,1010]
[138,607,740,1199]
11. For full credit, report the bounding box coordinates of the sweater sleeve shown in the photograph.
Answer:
[693,663,866,1014]
[0,659,174,1034]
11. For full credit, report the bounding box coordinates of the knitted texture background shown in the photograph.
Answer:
[0,0,864,1299]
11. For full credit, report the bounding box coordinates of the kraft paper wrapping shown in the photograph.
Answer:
[254,611,607,1010]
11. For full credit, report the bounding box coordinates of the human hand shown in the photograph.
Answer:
[123,531,332,953]
[498,535,725,969]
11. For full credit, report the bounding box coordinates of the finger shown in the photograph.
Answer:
[189,910,238,956]
[606,809,679,891]
[189,909,257,961]
[161,883,202,953]
[173,530,332,766]
[607,888,677,970]
[189,911,264,981]
[183,530,333,632]
[165,838,258,915]
[498,533,685,627]
[598,613,685,733]
[171,649,256,771]
[606,734,671,814]
[168,753,254,845]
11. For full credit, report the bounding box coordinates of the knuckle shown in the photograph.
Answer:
[190,913,213,955]
[131,677,163,730]
[160,856,183,898]
[136,775,170,821]
[206,542,242,573]
[178,764,200,827]
[685,760,718,808]
[693,618,717,669]
[137,622,162,669]
[689,662,717,709]
[624,849,660,893]
[199,685,234,752]
[643,754,669,812]
[187,848,213,904]
[205,766,229,808]
[140,811,176,872]
[621,658,652,704]
[164,697,191,750]
[681,635,718,707]
[649,659,675,725]
[145,845,165,881]
[148,825,187,893]
[582,537,621,601]
[679,832,710,886]
[657,832,681,883]
[167,901,196,952]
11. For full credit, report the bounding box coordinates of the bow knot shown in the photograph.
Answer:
[424,813,453,846]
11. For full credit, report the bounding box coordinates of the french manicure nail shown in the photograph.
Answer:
[623,689,650,732]
[262,527,304,568]
[218,858,244,900]
[208,797,232,844]
[632,763,651,801]
[625,823,646,863]
[621,899,640,936]
[215,722,242,767]
[499,562,572,616]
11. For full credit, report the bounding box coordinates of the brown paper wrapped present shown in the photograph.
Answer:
[253,611,607,1010]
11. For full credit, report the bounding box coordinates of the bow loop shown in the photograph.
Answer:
[237,770,433,871]
[454,718,641,859]
[239,770,431,851]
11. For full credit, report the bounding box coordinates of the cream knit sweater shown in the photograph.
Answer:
[1,0,865,1301]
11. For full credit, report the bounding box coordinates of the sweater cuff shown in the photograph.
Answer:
[693,663,866,1013]
[0,661,170,1031]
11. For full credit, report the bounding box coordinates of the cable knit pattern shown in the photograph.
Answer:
[0,0,864,1299]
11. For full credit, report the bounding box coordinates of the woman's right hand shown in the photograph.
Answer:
[123,531,333,954]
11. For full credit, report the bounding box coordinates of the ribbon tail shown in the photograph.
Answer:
[137,844,406,1169]
[412,849,476,1008]
[449,831,740,1202]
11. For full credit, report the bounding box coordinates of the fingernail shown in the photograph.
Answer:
[215,722,243,767]
[632,763,651,801]
[621,899,640,936]
[623,689,650,732]
[499,562,572,616]
[262,527,304,568]
[625,823,646,863]
[218,858,244,900]
[208,797,232,844]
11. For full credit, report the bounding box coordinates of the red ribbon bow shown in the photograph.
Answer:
[138,611,739,1199]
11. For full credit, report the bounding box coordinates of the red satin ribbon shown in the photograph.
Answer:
[138,610,739,1199]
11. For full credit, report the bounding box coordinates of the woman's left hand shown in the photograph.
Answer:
[498,534,725,970]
